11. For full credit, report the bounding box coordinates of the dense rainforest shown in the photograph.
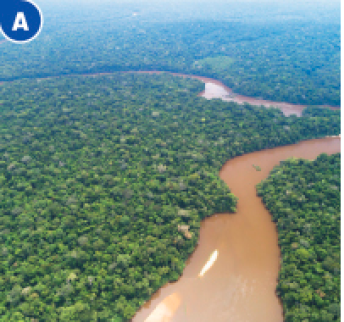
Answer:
[257,153,340,322]
[0,1,340,106]
[0,72,340,321]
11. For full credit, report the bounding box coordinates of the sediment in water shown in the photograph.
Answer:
[133,137,340,322]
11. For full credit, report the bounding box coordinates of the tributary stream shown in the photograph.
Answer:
[133,136,340,322]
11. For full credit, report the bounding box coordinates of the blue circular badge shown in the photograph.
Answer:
[0,0,43,44]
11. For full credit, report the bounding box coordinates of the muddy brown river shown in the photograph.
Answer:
[133,136,340,322]
[1,69,339,116]
[127,71,339,117]
[0,68,339,320]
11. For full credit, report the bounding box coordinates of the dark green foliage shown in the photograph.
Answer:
[0,73,340,321]
[257,153,340,322]
[0,4,339,106]
[302,106,341,118]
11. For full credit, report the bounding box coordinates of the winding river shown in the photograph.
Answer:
[131,72,340,321]
[127,71,339,117]
[0,66,340,321]
[28,70,338,321]
[0,67,339,116]
[133,136,340,322]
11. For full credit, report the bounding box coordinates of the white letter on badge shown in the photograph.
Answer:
[12,12,29,31]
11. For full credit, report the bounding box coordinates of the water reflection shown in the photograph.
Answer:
[125,71,340,117]
[198,250,219,277]
[201,83,232,100]
[134,137,340,322]
[143,249,219,322]
[200,81,304,117]
[144,293,181,322]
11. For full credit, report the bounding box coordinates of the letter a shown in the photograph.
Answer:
[12,12,29,31]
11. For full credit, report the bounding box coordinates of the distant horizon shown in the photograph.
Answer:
[35,0,340,3]
[33,0,340,23]
[34,0,341,7]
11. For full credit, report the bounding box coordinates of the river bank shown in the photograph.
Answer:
[133,136,340,322]
[0,70,339,116]
[123,71,339,117]
[0,69,339,321]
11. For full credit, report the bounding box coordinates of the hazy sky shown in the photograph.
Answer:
[32,0,340,25]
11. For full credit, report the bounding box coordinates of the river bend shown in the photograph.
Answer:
[133,137,340,322]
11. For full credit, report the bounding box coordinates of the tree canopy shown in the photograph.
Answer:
[0,3,340,106]
[0,72,340,321]
[257,153,340,322]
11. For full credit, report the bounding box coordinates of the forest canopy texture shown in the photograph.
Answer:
[0,2,340,106]
[257,153,340,322]
[0,73,340,321]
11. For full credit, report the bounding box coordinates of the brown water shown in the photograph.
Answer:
[124,71,339,117]
[133,136,340,322]
[0,69,339,116]
[198,82,307,117]
[0,68,339,320]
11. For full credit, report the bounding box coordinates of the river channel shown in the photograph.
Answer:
[0,68,339,116]
[133,136,340,322]
[127,71,339,117]
[0,66,339,321]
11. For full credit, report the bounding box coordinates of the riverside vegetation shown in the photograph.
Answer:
[257,153,340,322]
[0,2,340,106]
[0,73,340,321]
